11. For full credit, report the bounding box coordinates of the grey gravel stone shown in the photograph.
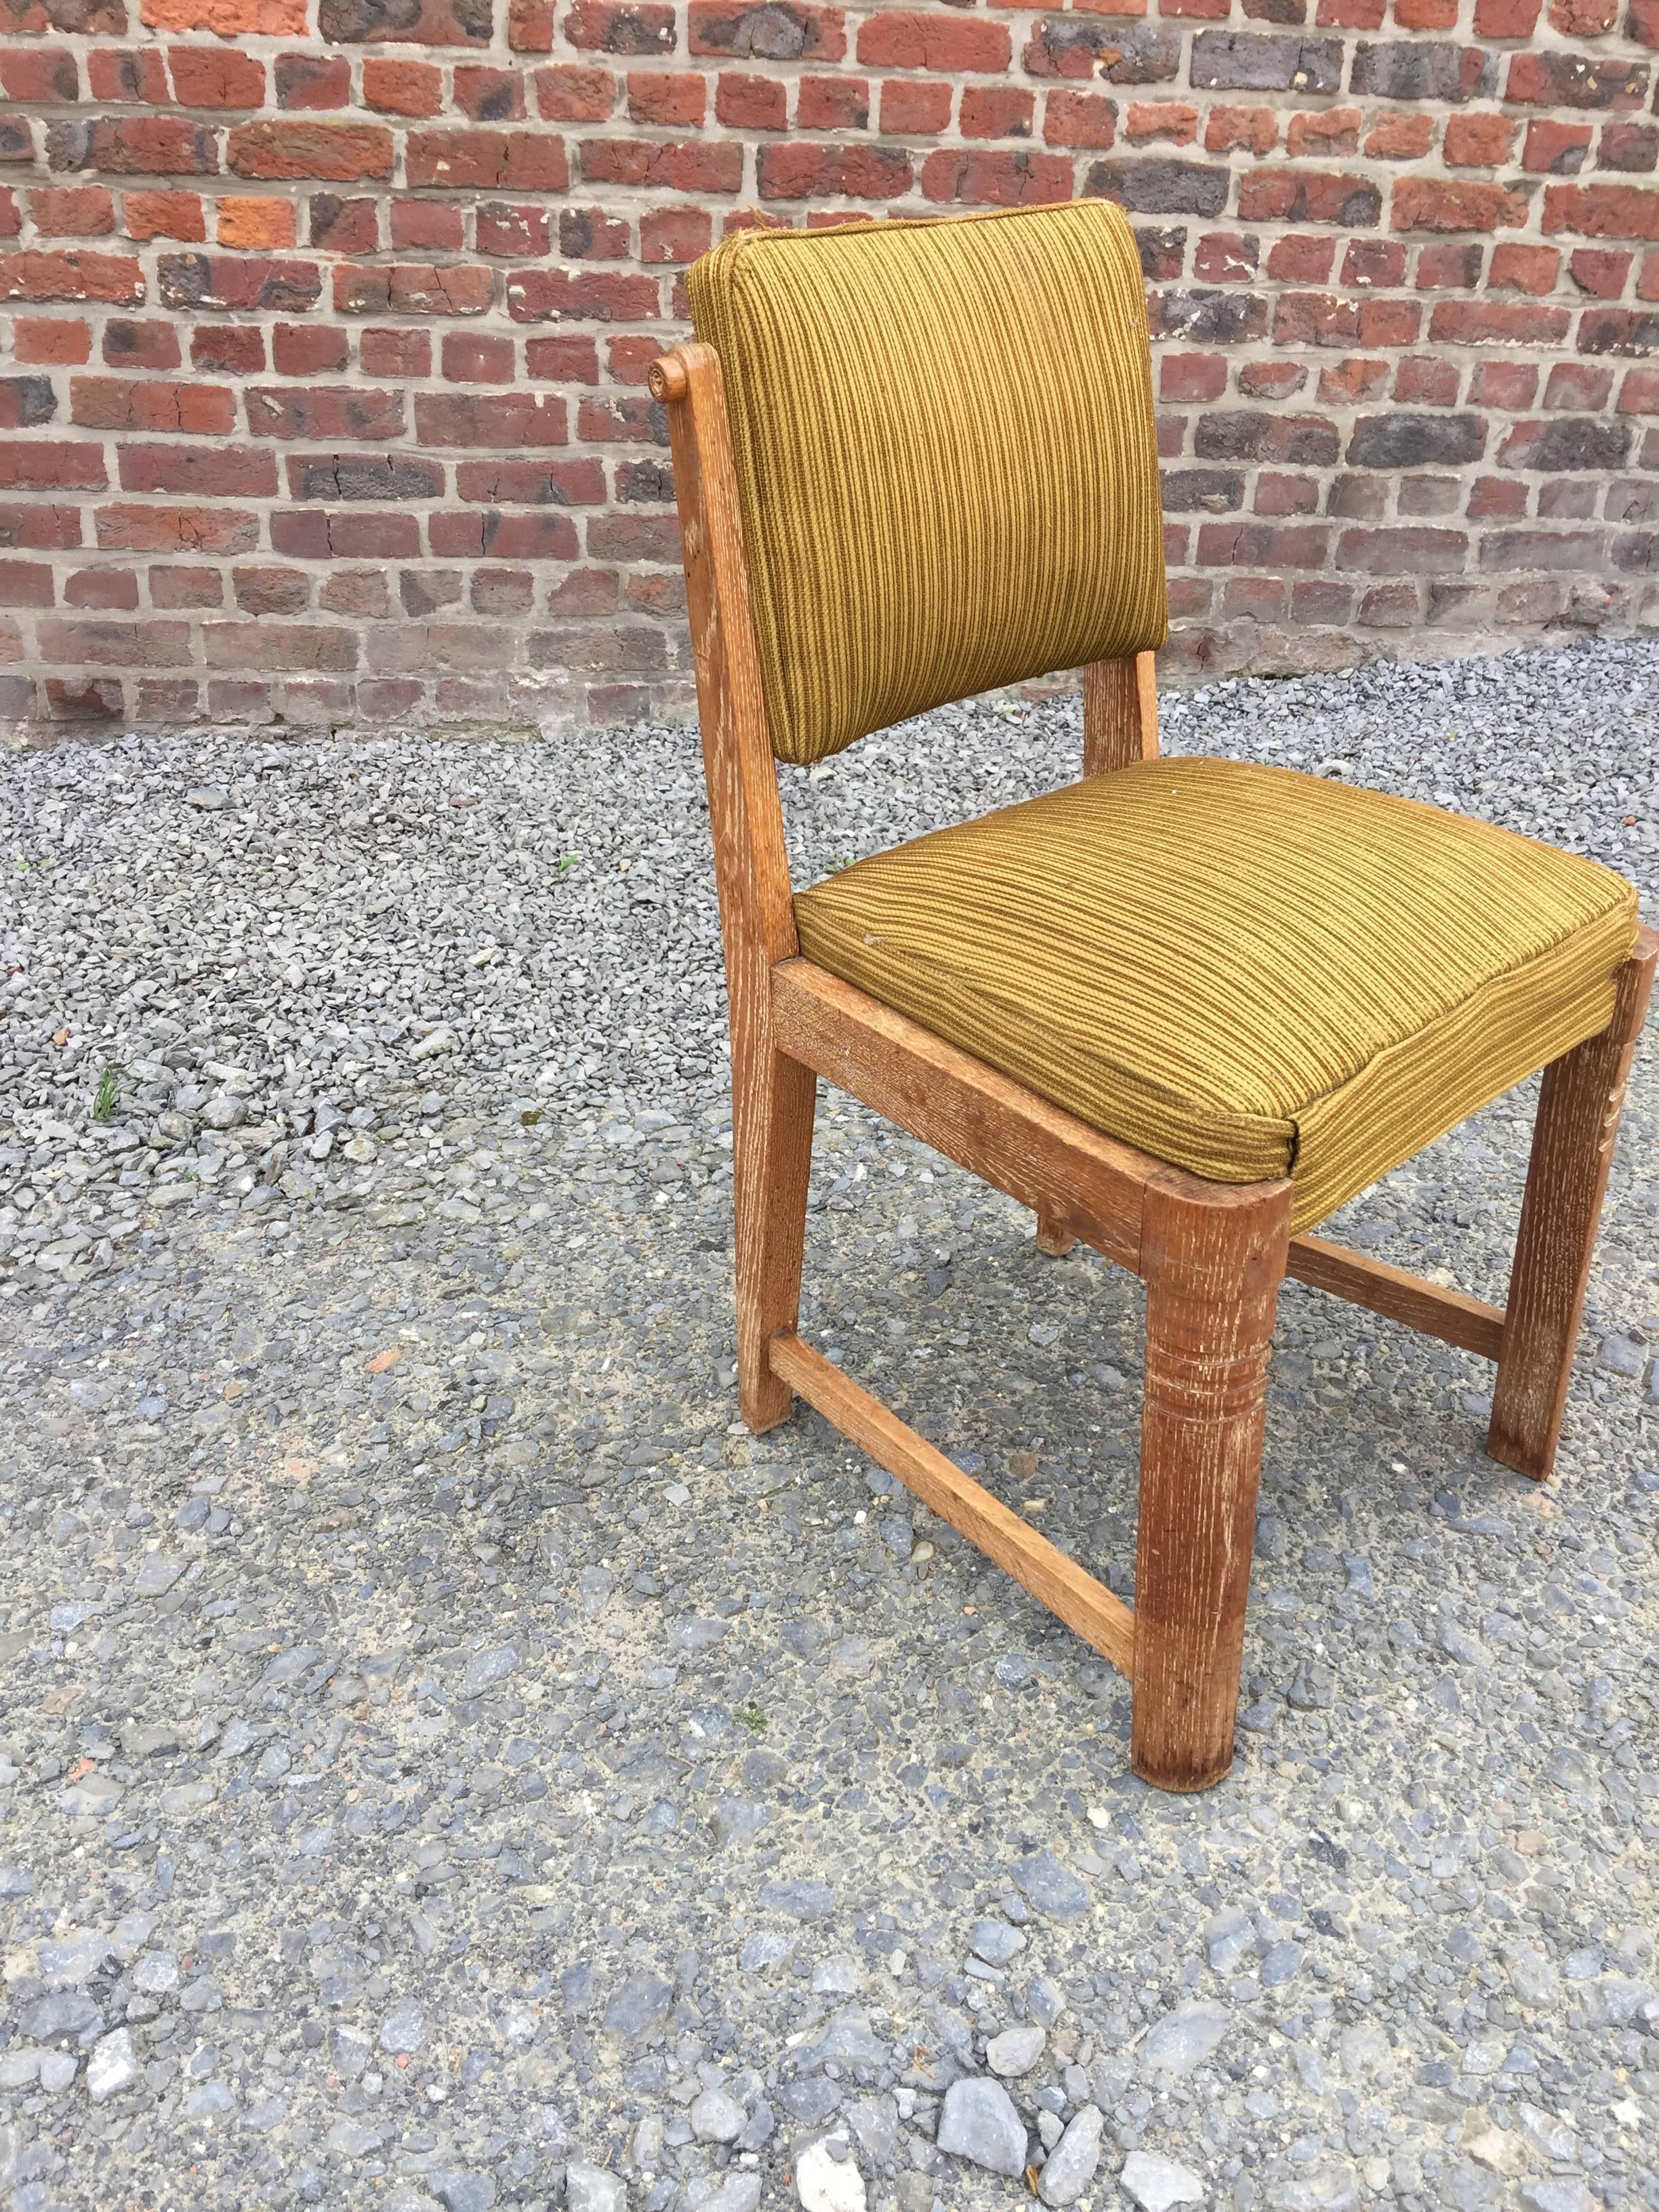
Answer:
[1141,2002,1232,2078]
[1037,2106,1105,2206]
[689,2087,745,2143]
[565,2164,628,2212]
[936,2076,1027,2176]
[1008,1850,1088,1923]
[85,2028,136,2104]
[985,2024,1045,2076]
[1118,2148,1204,2212]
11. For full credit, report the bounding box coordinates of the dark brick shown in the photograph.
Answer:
[1195,410,1342,462]
[1346,413,1487,466]
[1189,31,1343,91]
[1150,289,1271,342]
[1160,468,1246,510]
[1578,307,1659,353]
[291,454,445,500]
[1498,417,1633,469]
[1084,159,1229,215]
[1349,41,1496,102]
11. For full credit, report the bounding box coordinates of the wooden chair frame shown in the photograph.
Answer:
[650,339,1658,1794]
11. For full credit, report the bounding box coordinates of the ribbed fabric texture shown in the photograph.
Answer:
[686,202,1168,766]
[794,758,1638,1233]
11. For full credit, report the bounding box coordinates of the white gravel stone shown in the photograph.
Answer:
[794,2136,867,2212]
[1120,2149,1206,2212]
[985,2024,1046,2075]
[85,2028,137,2104]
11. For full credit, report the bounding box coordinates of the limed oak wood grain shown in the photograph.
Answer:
[1083,650,1160,775]
[1287,1233,1506,1362]
[1488,923,1657,1480]
[1133,1168,1292,1791]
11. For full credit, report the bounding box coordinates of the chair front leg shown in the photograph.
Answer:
[1488,927,1657,1481]
[733,1038,818,1434]
[1132,1169,1292,1792]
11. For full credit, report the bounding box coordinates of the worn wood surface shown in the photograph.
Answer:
[772,957,1154,1273]
[1488,924,1658,1480]
[1034,1209,1078,1257]
[659,341,811,1431]
[1082,650,1160,775]
[770,1330,1136,1677]
[1132,1168,1292,1792]
[1288,1233,1506,1362]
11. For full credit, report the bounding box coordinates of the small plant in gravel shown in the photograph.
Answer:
[739,1703,767,1733]
[91,1061,121,1124]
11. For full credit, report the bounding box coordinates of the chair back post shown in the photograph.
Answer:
[1082,650,1161,775]
[651,342,797,991]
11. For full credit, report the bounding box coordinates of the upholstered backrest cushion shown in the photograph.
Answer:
[686,201,1168,766]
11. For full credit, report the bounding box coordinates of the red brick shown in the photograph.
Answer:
[1523,121,1593,176]
[407,129,568,190]
[1254,472,1322,515]
[275,54,350,108]
[1239,171,1382,227]
[1543,184,1659,241]
[1044,90,1117,149]
[1195,522,1329,569]
[1428,299,1572,343]
[363,58,444,116]
[1544,361,1615,409]
[1160,352,1229,401]
[0,504,82,549]
[1341,237,1407,287]
[71,375,235,432]
[218,198,298,250]
[1194,231,1258,282]
[49,118,216,175]
[534,65,617,120]
[758,142,912,198]
[1601,123,1659,174]
[962,87,1036,139]
[271,321,348,374]
[0,561,55,608]
[880,79,952,133]
[1267,235,1337,282]
[149,566,224,607]
[1315,0,1385,20]
[1467,476,1527,518]
[1570,246,1634,296]
[920,148,1071,205]
[1286,107,1359,159]
[0,51,77,102]
[1443,112,1517,168]
[1395,0,1456,20]
[119,441,279,495]
[1204,104,1277,155]
[1239,361,1307,397]
[800,75,868,129]
[560,205,629,257]
[857,9,1010,70]
[391,201,465,251]
[1473,0,1539,28]
[123,191,207,241]
[443,331,516,382]
[430,510,580,558]
[566,0,676,51]
[272,510,419,557]
[579,136,741,192]
[39,617,193,667]
[14,319,92,366]
[1364,114,1433,159]
[87,50,170,104]
[508,266,659,319]
[1336,526,1467,573]
[1490,243,1561,293]
[476,202,550,256]
[1126,101,1196,144]
[1416,242,1483,289]
[168,47,265,107]
[1393,178,1528,233]
[65,568,138,611]
[1618,367,1659,412]
[0,251,144,305]
[228,123,394,182]
[335,262,495,316]
[96,504,260,553]
[640,205,713,262]
[1317,356,1390,403]
[717,71,787,127]
[1469,360,1538,407]
[362,327,432,377]
[454,458,606,501]
[192,325,265,373]
[415,391,568,446]
[30,188,115,237]
[455,66,527,120]
[1505,52,1648,111]
[689,0,846,62]
[626,70,706,125]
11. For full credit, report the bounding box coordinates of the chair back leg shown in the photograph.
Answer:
[1132,1169,1292,1792]
[734,1042,818,1434]
[1489,927,1657,1481]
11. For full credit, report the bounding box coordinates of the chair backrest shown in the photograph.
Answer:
[686,200,1168,769]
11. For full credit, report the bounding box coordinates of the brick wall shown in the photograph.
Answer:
[1,0,1657,739]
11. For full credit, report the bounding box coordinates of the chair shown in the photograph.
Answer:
[649,201,1654,1793]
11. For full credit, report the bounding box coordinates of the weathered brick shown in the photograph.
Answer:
[1429,298,1572,343]
[1086,159,1229,215]
[1504,52,1648,110]
[1350,41,1494,102]
[1346,413,1486,466]
[228,122,394,182]
[858,9,1009,70]
[1392,178,1528,232]
[414,391,568,446]
[760,142,913,198]
[1577,306,1659,352]
[1542,184,1659,241]
[579,136,740,191]
[407,129,567,190]
[1189,31,1342,89]
[920,148,1070,205]
[689,1,846,62]
[70,375,234,432]
[1025,22,1181,84]
[508,266,661,318]
[801,75,868,129]
[1238,169,1381,226]
[1044,91,1117,149]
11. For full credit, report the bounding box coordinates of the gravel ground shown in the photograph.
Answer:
[1,638,1656,2212]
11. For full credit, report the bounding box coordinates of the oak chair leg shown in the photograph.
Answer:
[1132,1169,1293,1793]
[733,1043,818,1434]
[1488,930,1657,1481]
[1034,1207,1076,1257]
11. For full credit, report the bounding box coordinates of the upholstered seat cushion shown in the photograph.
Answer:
[793,758,1637,1233]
